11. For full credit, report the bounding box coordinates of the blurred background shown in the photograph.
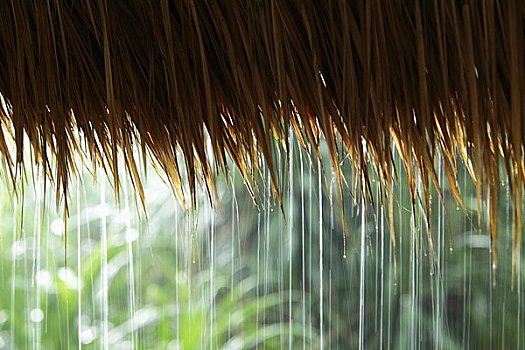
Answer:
[0,141,524,349]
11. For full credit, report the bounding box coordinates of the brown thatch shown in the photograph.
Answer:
[0,1,524,266]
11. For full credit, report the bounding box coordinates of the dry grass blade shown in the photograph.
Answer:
[0,0,523,267]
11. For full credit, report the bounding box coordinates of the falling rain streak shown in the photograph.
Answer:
[0,139,523,349]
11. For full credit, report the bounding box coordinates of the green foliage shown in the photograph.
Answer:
[0,168,315,349]
[0,146,524,349]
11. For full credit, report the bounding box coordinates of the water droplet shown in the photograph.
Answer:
[449,247,453,252]
[167,340,182,350]
[125,229,139,243]
[80,328,95,344]
[11,240,26,257]
[0,310,8,325]
[51,218,65,236]
[342,254,347,259]
[30,308,44,323]
[58,267,80,290]
[36,270,53,288]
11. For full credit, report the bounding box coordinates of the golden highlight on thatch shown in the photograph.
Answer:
[0,1,524,266]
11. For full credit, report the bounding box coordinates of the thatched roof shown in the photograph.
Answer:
[0,1,524,264]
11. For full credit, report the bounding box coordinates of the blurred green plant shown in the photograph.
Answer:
[0,165,317,349]
[0,143,524,349]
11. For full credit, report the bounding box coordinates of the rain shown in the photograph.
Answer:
[0,135,523,349]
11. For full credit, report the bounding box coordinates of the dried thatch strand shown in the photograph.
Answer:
[0,1,523,268]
